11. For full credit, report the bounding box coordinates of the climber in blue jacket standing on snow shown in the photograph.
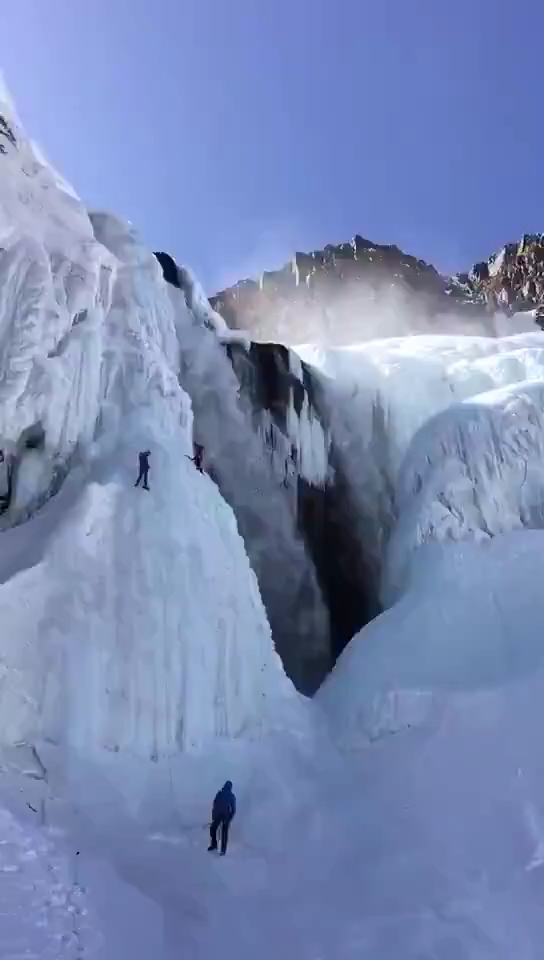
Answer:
[208,781,236,856]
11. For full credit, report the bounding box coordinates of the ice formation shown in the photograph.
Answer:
[150,248,333,691]
[0,82,303,768]
[154,270,331,691]
[386,378,544,599]
[297,333,544,592]
[6,69,544,958]
[312,332,544,954]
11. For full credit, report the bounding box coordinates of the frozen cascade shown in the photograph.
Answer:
[156,264,331,692]
[156,250,330,489]
[385,378,544,601]
[0,82,305,766]
[297,333,544,600]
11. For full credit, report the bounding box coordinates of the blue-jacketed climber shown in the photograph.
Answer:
[208,780,236,856]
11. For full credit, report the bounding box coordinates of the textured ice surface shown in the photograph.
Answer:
[0,81,331,697]
[386,379,544,599]
[297,333,544,584]
[0,82,303,768]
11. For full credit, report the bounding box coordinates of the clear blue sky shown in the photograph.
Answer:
[4,1,544,292]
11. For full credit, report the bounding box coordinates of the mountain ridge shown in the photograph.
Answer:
[210,233,544,343]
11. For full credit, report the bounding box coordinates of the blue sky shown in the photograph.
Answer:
[4,1,544,291]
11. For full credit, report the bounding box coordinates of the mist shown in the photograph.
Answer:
[215,272,538,347]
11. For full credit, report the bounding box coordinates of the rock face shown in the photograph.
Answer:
[209,235,486,344]
[210,234,544,344]
[225,341,374,667]
[468,234,544,321]
[155,251,373,693]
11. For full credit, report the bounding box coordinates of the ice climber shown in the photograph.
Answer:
[134,450,151,490]
[208,780,236,856]
[187,443,204,474]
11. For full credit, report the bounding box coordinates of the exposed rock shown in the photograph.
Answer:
[464,234,544,325]
[210,235,488,344]
[210,233,544,344]
[154,250,180,289]
[0,113,16,155]
[226,340,374,670]
[296,453,374,662]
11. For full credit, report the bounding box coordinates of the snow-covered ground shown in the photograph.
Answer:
[4,72,544,958]
[317,531,544,958]
[0,804,100,959]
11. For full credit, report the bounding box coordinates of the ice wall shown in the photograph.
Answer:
[0,82,304,770]
[0,436,300,757]
[225,340,330,489]
[297,333,544,600]
[155,256,332,692]
[386,379,544,601]
[0,86,115,517]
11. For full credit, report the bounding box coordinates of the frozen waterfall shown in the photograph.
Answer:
[0,81,305,769]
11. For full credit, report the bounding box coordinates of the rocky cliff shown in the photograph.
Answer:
[468,234,544,318]
[210,234,544,344]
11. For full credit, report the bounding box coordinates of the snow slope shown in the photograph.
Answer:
[317,532,544,956]
[78,522,544,959]
[0,804,100,959]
